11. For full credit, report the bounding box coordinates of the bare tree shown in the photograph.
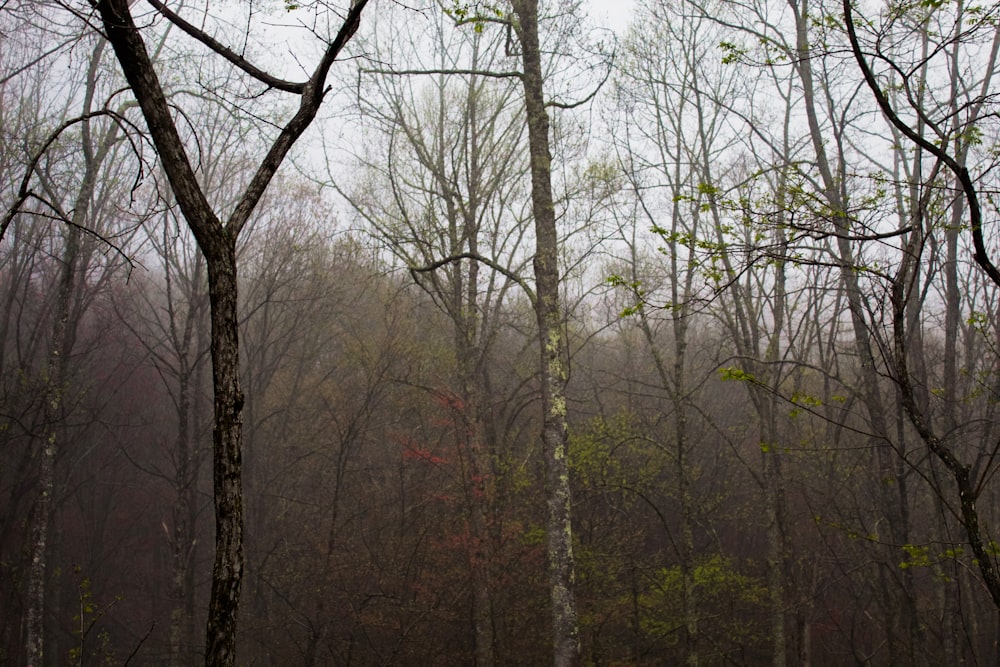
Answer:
[120,213,211,665]
[612,3,745,660]
[345,9,532,663]
[508,1,581,662]
[87,0,369,663]
[845,0,1000,618]
[345,2,610,662]
[0,24,143,662]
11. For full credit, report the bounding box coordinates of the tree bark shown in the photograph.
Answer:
[510,1,581,664]
[202,238,244,666]
[793,2,919,657]
[92,0,368,663]
[25,228,79,667]
[25,39,109,663]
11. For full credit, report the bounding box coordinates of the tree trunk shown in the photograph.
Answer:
[169,273,206,667]
[25,223,81,667]
[202,239,245,665]
[94,1,367,662]
[25,40,110,659]
[510,0,581,663]
[794,2,918,657]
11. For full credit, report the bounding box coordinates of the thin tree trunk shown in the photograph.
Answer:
[168,266,206,665]
[169,364,194,666]
[633,256,698,666]
[845,0,1000,623]
[510,0,581,663]
[25,223,81,667]
[794,2,917,657]
[25,40,109,660]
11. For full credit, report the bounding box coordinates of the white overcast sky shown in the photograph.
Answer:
[587,0,635,35]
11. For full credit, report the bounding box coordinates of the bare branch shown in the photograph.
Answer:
[123,621,155,667]
[785,221,913,243]
[143,0,307,94]
[0,37,78,87]
[844,0,1000,288]
[545,56,613,110]
[361,66,522,79]
[228,0,370,235]
[1,109,139,244]
[410,252,536,303]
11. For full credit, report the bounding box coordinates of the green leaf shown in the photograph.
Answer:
[719,366,756,383]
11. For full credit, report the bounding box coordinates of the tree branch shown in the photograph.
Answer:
[410,252,535,303]
[227,0,369,235]
[545,58,612,110]
[144,0,307,94]
[843,0,1000,288]
[95,0,223,248]
[785,221,913,243]
[361,67,523,79]
[1,109,142,244]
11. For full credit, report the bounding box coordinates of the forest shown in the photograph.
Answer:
[3,0,1000,665]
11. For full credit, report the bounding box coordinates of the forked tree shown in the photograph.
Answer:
[87,1,369,664]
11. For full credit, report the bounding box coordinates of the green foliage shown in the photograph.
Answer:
[570,412,641,489]
[719,366,757,383]
[814,515,882,542]
[583,158,623,197]
[640,555,766,651]
[523,524,546,546]
[900,543,932,569]
[605,274,646,318]
[900,543,966,577]
[966,3,1000,27]
[654,228,726,253]
[968,310,990,331]
[718,40,749,65]
[788,391,823,418]
[445,1,505,32]
[69,567,121,666]
[959,124,984,147]
[569,411,668,516]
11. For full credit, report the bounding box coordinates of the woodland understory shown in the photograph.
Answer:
[4,0,1000,665]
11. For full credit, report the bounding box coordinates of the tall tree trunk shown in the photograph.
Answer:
[25,39,108,660]
[510,0,581,663]
[633,224,698,665]
[168,252,207,667]
[845,0,1000,639]
[201,239,244,665]
[94,1,367,662]
[25,229,79,667]
[637,309,699,665]
[459,318,496,667]
[707,161,792,667]
[793,1,917,657]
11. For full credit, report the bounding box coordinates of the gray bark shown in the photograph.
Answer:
[793,2,917,658]
[510,0,581,663]
[25,39,111,665]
